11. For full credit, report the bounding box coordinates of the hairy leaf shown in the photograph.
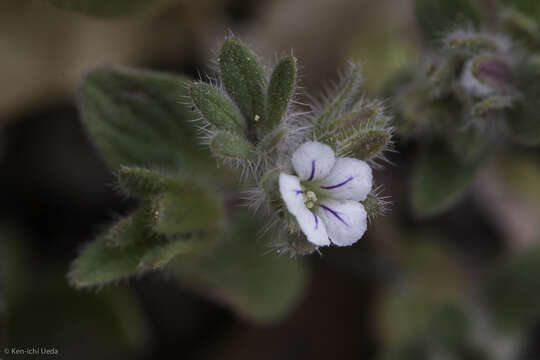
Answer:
[210,131,255,160]
[266,56,297,130]
[315,63,363,134]
[69,219,211,287]
[174,213,306,324]
[80,66,206,173]
[154,187,224,236]
[190,82,247,135]
[219,38,266,127]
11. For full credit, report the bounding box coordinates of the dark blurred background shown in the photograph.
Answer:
[2,0,540,359]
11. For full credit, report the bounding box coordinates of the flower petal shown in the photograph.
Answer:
[291,141,335,181]
[318,157,372,201]
[316,199,367,246]
[295,208,330,246]
[279,173,306,216]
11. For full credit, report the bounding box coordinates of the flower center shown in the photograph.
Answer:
[304,190,318,209]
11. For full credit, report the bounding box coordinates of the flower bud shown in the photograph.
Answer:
[461,55,513,97]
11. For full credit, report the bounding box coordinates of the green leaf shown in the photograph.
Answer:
[315,63,363,134]
[506,58,540,146]
[79,66,205,173]
[117,166,168,197]
[69,218,212,287]
[117,166,224,236]
[137,235,215,269]
[343,129,391,161]
[219,38,266,126]
[70,224,151,287]
[154,186,224,236]
[174,213,306,324]
[210,131,255,161]
[266,56,297,130]
[414,0,480,43]
[43,0,159,18]
[412,139,479,217]
[190,82,247,135]
[488,245,540,331]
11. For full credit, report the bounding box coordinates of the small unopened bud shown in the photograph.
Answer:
[461,55,513,97]
[444,31,501,54]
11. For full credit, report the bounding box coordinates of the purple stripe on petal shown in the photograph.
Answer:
[313,213,319,230]
[307,160,316,181]
[295,189,303,196]
[320,176,354,190]
[320,204,350,228]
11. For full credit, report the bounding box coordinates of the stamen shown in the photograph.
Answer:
[306,191,318,201]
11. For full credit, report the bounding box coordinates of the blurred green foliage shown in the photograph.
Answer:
[414,0,480,43]
[488,245,540,331]
[506,57,540,146]
[412,139,479,217]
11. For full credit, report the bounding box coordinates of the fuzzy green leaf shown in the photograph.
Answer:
[219,38,266,126]
[266,56,297,130]
[69,218,212,287]
[117,166,224,236]
[412,139,479,217]
[506,59,540,146]
[137,235,215,270]
[414,0,480,43]
[210,131,255,160]
[174,213,306,324]
[43,0,159,18]
[190,82,247,135]
[70,224,151,287]
[117,166,168,197]
[154,187,224,236]
[80,66,205,173]
[315,63,363,134]
[343,129,391,161]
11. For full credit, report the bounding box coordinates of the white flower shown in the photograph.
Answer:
[279,141,372,247]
